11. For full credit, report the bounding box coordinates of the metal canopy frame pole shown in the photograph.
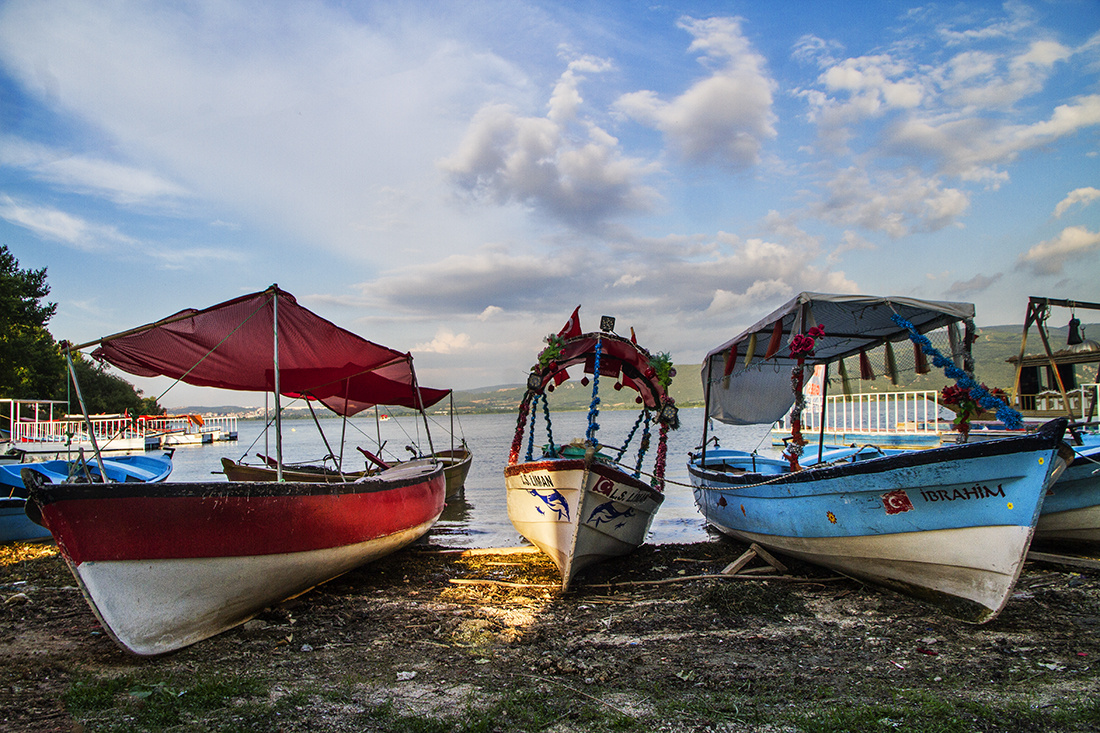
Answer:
[62,347,110,482]
[272,290,283,482]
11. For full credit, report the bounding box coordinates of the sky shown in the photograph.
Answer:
[1,0,1098,408]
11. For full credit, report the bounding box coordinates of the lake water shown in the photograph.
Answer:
[164,407,779,549]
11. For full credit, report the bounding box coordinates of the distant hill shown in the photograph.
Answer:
[172,322,1096,417]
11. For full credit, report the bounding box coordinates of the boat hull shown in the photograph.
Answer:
[1034,439,1100,544]
[505,457,664,590]
[1,498,51,543]
[688,420,1069,622]
[25,460,445,655]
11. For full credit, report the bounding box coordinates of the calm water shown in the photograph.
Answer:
[163,407,779,548]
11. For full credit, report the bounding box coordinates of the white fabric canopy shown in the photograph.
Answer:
[704,292,975,426]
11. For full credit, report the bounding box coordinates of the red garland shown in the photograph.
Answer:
[652,423,669,491]
[507,398,531,464]
[783,325,822,471]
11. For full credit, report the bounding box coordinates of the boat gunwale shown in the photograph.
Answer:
[689,418,1068,488]
[25,462,445,504]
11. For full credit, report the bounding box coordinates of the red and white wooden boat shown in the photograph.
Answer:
[505,309,679,590]
[23,460,443,655]
[25,286,448,655]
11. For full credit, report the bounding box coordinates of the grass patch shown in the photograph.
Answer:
[792,691,1100,733]
[65,672,270,732]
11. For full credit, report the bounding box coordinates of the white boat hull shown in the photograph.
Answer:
[506,458,663,590]
[70,518,436,656]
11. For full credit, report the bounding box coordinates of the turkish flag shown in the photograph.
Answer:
[558,306,582,339]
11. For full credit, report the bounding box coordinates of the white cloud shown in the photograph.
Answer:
[817,169,970,237]
[0,194,134,250]
[1016,226,1100,276]
[477,306,503,321]
[414,328,472,354]
[613,16,776,171]
[1054,187,1100,218]
[0,136,190,205]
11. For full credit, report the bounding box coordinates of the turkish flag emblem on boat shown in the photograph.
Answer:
[881,489,914,515]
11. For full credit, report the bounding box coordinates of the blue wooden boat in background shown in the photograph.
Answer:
[689,293,1073,623]
[0,453,173,543]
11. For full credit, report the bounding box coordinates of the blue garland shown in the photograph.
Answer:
[541,390,556,456]
[616,408,646,462]
[586,337,602,444]
[526,393,540,461]
[890,314,1023,429]
[635,412,652,478]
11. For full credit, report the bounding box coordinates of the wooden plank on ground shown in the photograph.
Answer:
[721,548,757,575]
[749,543,789,574]
[1027,551,1100,571]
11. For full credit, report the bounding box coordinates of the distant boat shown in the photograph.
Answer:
[220,443,472,498]
[689,292,1072,623]
[505,308,680,590]
[24,285,446,655]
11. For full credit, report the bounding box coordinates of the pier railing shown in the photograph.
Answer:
[790,390,946,436]
[10,414,145,448]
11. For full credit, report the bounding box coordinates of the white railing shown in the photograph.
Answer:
[139,415,238,437]
[10,414,145,447]
[795,390,945,435]
[1019,383,1098,420]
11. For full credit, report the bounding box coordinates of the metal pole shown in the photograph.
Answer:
[817,362,830,463]
[63,347,111,482]
[701,356,712,465]
[272,290,283,482]
[410,357,435,457]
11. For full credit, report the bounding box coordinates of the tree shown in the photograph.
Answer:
[0,245,163,415]
[67,353,164,416]
[0,245,66,398]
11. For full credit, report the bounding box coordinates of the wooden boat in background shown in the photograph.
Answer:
[505,308,679,590]
[24,286,447,655]
[220,443,471,497]
[690,293,1072,623]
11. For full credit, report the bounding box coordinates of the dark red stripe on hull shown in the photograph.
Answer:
[39,475,444,565]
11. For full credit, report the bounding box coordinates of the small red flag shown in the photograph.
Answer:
[558,306,581,339]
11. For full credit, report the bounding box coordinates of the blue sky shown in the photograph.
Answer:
[1,0,1098,407]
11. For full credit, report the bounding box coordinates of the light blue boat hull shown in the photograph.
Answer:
[1,499,51,543]
[688,420,1070,622]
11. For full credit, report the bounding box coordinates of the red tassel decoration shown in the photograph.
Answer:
[914,342,929,374]
[764,321,784,360]
[859,349,875,380]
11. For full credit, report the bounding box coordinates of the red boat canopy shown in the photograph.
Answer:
[86,286,449,416]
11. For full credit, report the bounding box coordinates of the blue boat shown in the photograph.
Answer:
[1,453,173,543]
[689,293,1073,623]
